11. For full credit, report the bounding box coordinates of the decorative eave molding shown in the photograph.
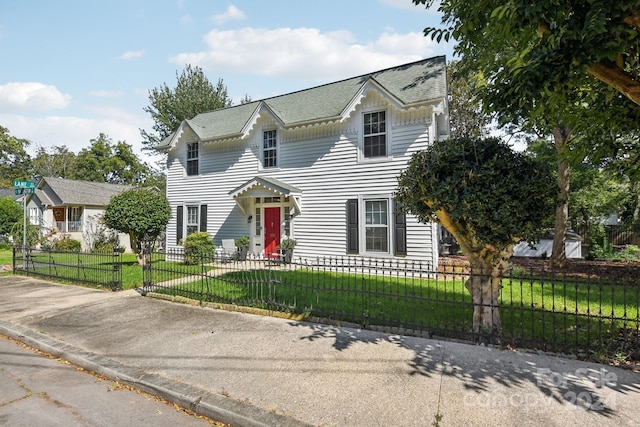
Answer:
[229,176,303,214]
[156,122,188,152]
[189,85,446,147]
[240,101,286,139]
[340,78,404,122]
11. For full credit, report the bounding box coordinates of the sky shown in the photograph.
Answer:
[0,0,454,164]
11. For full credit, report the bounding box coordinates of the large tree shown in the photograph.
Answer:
[103,188,171,264]
[30,145,77,181]
[0,196,22,237]
[414,0,640,106]
[448,61,491,139]
[73,134,155,185]
[416,0,640,267]
[140,65,232,152]
[396,137,554,332]
[0,126,31,188]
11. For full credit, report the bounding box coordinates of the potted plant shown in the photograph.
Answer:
[235,236,250,261]
[277,238,297,264]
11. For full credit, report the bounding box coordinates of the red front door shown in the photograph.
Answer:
[264,207,281,258]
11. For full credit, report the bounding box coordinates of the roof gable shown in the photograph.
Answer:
[158,56,447,150]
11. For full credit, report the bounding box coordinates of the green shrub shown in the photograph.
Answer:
[585,223,613,260]
[612,244,640,261]
[235,236,250,248]
[182,232,215,265]
[0,241,12,250]
[91,231,120,253]
[277,238,297,250]
[52,236,81,252]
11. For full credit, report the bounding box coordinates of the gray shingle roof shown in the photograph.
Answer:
[158,56,447,148]
[0,188,20,200]
[37,177,133,206]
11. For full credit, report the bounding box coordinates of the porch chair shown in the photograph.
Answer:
[217,239,237,262]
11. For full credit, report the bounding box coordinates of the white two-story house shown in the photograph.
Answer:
[158,56,449,267]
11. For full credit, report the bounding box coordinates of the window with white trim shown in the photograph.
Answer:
[263,130,277,168]
[255,207,261,236]
[365,199,389,252]
[29,207,40,225]
[186,206,199,236]
[363,111,386,158]
[346,197,406,256]
[68,207,82,232]
[284,206,291,237]
[186,142,199,176]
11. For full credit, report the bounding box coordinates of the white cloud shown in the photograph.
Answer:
[170,27,439,83]
[180,14,194,24]
[120,50,145,60]
[212,5,246,25]
[0,110,154,161]
[0,82,71,112]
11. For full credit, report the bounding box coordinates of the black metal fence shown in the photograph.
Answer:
[142,248,640,363]
[13,247,123,291]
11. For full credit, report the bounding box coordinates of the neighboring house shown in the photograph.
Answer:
[26,177,134,251]
[0,188,23,201]
[158,56,449,267]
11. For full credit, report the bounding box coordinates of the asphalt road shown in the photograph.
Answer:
[0,334,221,427]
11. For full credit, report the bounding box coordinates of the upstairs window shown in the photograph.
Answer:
[363,111,386,158]
[263,130,277,168]
[186,142,199,176]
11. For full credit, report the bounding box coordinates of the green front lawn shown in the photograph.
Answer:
[12,250,214,290]
[0,249,13,266]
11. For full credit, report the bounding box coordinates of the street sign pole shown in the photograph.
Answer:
[13,180,36,268]
[22,196,26,267]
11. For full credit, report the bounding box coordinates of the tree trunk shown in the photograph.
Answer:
[433,210,511,334]
[633,182,640,222]
[129,232,146,266]
[549,126,572,269]
[464,254,507,333]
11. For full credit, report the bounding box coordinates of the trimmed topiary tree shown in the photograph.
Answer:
[103,188,171,265]
[396,137,555,333]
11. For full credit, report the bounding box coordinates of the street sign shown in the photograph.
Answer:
[13,180,36,188]
[14,188,35,195]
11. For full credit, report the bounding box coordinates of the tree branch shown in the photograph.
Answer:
[587,62,640,106]
[624,9,640,30]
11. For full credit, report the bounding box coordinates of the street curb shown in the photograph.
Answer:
[0,320,313,427]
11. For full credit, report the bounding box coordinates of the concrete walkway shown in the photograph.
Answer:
[1,275,639,426]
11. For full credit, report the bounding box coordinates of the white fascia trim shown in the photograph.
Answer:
[241,101,286,139]
[340,78,404,123]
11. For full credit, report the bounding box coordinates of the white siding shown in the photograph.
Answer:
[166,93,440,266]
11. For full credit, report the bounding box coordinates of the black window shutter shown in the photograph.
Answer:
[346,199,359,254]
[176,206,183,244]
[393,200,407,255]
[200,205,207,232]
